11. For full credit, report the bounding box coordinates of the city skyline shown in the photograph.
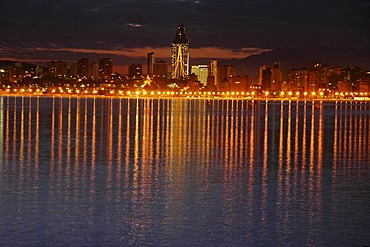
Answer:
[1,1,369,94]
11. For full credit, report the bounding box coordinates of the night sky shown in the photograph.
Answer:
[1,0,369,70]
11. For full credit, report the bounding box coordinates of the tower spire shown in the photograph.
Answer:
[173,23,188,43]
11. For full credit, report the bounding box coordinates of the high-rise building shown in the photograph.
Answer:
[153,61,168,77]
[77,58,89,78]
[210,59,218,86]
[191,65,209,86]
[68,63,78,78]
[271,61,282,90]
[259,65,272,90]
[287,69,308,90]
[147,52,155,76]
[89,62,99,79]
[99,58,113,80]
[171,23,189,79]
[307,62,329,91]
[218,65,235,83]
[129,64,142,78]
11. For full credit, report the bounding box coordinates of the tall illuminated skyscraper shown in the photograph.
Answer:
[210,59,218,85]
[171,23,189,79]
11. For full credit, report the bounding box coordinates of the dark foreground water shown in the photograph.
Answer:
[0,96,369,246]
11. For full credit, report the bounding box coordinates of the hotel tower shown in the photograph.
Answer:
[171,23,189,79]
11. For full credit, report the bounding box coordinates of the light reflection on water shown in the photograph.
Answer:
[0,96,369,246]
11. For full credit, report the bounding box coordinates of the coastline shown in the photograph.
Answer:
[1,92,370,103]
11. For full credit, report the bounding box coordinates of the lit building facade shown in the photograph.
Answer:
[287,69,308,90]
[210,59,218,86]
[191,65,209,86]
[357,78,370,92]
[171,23,189,79]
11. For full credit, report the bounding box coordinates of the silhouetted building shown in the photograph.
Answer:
[68,63,78,78]
[77,58,89,78]
[206,76,216,91]
[0,63,13,83]
[147,52,155,76]
[36,64,46,77]
[229,75,250,92]
[218,65,235,83]
[171,23,189,79]
[129,64,142,78]
[327,67,342,90]
[0,61,36,83]
[47,60,67,77]
[259,65,272,90]
[153,61,168,77]
[89,62,99,79]
[271,61,282,90]
[99,58,113,80]
[187,75,201,91]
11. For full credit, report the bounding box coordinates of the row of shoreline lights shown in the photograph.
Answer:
[125,91,369,97]
[4,88,369,97]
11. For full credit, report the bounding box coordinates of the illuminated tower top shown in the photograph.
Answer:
[173,23,188,43]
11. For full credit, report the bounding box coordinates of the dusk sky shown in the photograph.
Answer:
[1,0,369,69]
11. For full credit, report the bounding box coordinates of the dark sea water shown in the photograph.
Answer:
[0,96,369,246]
